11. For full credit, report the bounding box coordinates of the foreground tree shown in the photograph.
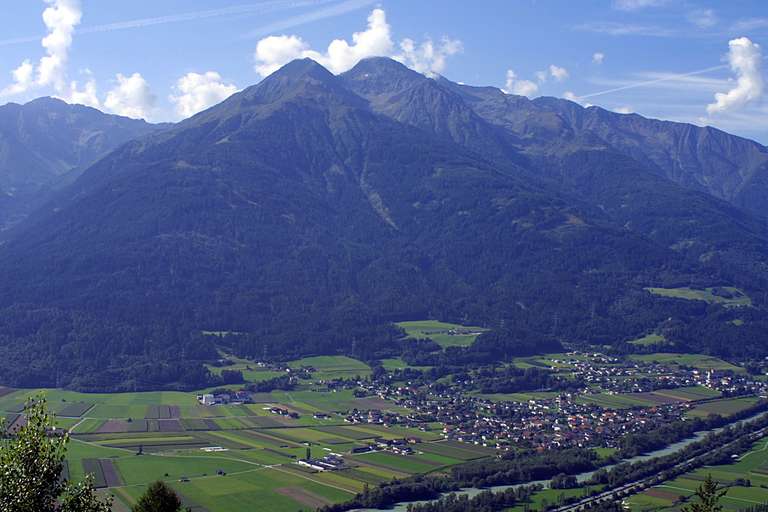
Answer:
[132,481,189,512]
[682,474,728,512]
[0,396,112,512]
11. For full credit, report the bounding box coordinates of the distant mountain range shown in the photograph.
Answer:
[0,97,163,230]
[0,57,767,391]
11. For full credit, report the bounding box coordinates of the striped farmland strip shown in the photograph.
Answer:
[99,459,122,487]
[82,459,107,488]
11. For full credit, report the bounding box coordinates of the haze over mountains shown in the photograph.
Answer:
[1,57,767,391]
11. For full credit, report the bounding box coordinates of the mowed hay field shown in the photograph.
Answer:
[396,320,487,348]
[627,438,768,511]
[0,385,489,512]
[576,386,721,410]
[629,353,746,374]
[644,286,752,308]
[687,397,761,418]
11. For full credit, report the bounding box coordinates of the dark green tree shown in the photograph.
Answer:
[0,396,112,512]
[682,474,728,512]
[132,481,189,512]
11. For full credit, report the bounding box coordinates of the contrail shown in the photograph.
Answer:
[0,0,334,47]
[242,0,376,39]
[574,64,729,100]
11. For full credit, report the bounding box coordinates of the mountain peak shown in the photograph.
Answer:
[269,57,335,82]
[342,57,427,96]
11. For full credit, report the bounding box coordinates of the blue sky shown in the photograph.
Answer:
[1,0,767,143]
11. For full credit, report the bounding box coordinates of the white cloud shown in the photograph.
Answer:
[707,37,764,115]
[37,0,81,90]
[253,8,461,78]
[549,64,569,81]
[396,37,462,77]
[592,52,605,64]
[535,70,548,83]
[1,0,82,97]
[254,35,309,77]
[563,91,593,107]
[104,73,156,120]
[1,60,35,96]
[65,70,100,108]
[170,71,239,118]
[254,8,393,76]
[503,70,538,97]
[614,106,633,114]
[687,9,717,28]
[613,0,667,10]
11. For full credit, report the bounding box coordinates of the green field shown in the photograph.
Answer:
[687,397,761,418]
[288,356,372,380]
[0,385,489,511]
[629,353,745,373]
[628,333,667,346]
[645,286,752,308]
[396,320,487,348]
[628,437,768,511]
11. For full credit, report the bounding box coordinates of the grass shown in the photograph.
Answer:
[396,320,487,348]
[645,286,752,308]
[352,451,441,474]
[287,356,371,380]
[628,438,768,511]
[0,384,467,512]
[629,353,745,373]
[628,333,667,346]
[686,397,761,418]
[577,392,657,409]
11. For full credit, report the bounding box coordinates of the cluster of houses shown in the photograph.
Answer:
[268,406,300,419]
[315,351,768,453]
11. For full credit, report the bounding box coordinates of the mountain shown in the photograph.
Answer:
[1,58,768,391]
[441,79,768,218]
[0,97,164,230]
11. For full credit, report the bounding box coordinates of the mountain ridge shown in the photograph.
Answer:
[1,57,768,391]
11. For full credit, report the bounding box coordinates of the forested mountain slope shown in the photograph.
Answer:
[1,58,767,390]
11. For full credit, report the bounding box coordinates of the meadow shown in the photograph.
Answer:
[396,320,487,348]
[629,353,746,374]
[0,383,490,512]
[644,286,752,308]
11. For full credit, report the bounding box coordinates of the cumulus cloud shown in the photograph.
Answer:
[549,64,569,81]
[65,70,100,108]
[170,71,239,118]
[104,73,156,119]
[253,8,461,78]
[1,60,35,96]
[255,9,393,76]
[687,9,717,28]
[397,37,463,77]
[1,0,82,97]
[255,35,309,77]
[503,70,538,97]
[707,37,763,115]
[592,52,605,64]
